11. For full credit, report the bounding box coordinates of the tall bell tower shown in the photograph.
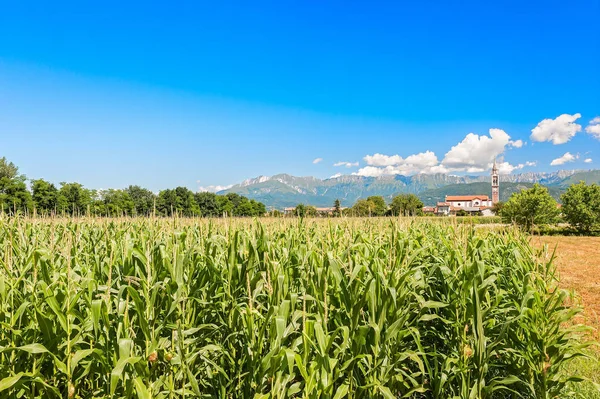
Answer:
[491,159,499,204]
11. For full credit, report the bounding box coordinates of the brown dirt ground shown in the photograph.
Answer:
[530,236,600,341]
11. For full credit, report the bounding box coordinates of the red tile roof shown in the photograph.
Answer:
[445,195,489,201]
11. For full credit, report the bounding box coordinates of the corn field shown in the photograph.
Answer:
[0,217,594,398]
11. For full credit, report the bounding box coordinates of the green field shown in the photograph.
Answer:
[0,217,597,398]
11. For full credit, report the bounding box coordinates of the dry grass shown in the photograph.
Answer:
[530,235,600,341]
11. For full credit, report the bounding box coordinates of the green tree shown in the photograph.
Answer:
[216,195,234,216]
[350,199,374,216]
[390,194,424,216]
[491,201,504,216]
[126,185,156,216]
[0,177,33,215]
[269,209,283,217]
[58,182,93,216]
[100,189,136,216]
[249,199,266,216]
[366,196,387,216]
[195,192,220,217]
[293,203,317,217]
[31,179,60,215]
[0,157,32,215]
[305,205,317,217]
[333,199,342,217]
[561,181,600,233]
[0,157,24,181]
[502,184,560,230]
[157,187,200,216]
[293,203,307,217]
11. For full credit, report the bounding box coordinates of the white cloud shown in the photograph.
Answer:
[356,151,442,176]
[364,153,403,166]
[495,161,526,175]
[530,113,582,144]
[356,129,528,177]
[585,117,600,139]
[197,184,233,193]
[550,152,578,166]
[441,128,511,171]
[353,127,547,177]
[329,173,343,179]
[509,139,524,148]
[312,158,323,164]
[333,161,359,168]
[584,158,592,163]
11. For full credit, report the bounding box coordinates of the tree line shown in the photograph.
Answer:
[0,157,266,217]
[498,182,600,234]
[292,194,424,217]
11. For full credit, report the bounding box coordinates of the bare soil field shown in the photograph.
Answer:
[531,236,600,341]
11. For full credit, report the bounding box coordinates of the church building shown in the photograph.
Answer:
[433,161,500,216]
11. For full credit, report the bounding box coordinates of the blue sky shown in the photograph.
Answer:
[1,1,599,191]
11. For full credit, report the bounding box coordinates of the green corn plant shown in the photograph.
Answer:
[0,216,595,398]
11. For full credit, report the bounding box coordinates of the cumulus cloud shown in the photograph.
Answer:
[585,117,600,139]
[197,184,233,193]
[356,151,442,176]
[441,128,511,172]
[550,152,578,166]
[584,158,592,163]
[333,161,359,168]
[525,161,537,167]
[355,129,530,177]
[530,113,582,144]
[496,161,525,175]
[363,153,403,166]
[509,139,524,148]
[329,173,343,179]
[312,158,323,164]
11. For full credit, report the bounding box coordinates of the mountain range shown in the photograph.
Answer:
[218,170,600,208]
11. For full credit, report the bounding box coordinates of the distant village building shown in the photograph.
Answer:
[429,160,500,217]
[422,206,436,215]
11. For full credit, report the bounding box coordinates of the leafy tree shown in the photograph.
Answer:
[0,157,32,215]
[561,181,600,233]
[269,209,283,217]
[31,179,60,215]
[305,205,317,217]
[126,185,156,216]
[333,199,342,217]
[293,204,317,217]
[249,199,266,216]
[175,187,200,216]
[100,189,136,216]
[294,204,307,217]
[194,192,220,217]
[0,177,33,215]
[58,182,93,216]
[491,201,504,216]
[157,187,200,216]
[0,157,24,181]
[502,184,560,229]
[350,199,374,217]
[216,195,234,216]
[366,196,387,216]
[390,194,424,216]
